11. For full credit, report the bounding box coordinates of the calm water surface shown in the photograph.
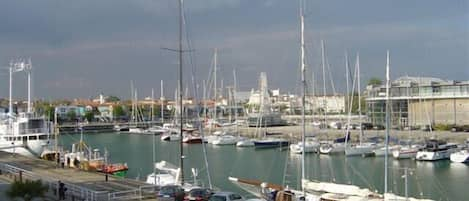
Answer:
[60,133,468,201]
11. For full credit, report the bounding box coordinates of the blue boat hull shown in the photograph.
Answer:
[254,141,290,149]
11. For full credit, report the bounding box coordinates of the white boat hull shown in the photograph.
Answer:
[392,146,421,159]
[319,143,345,154]
[212,135,238,145]
[236,140,254,147]
[290,142,319,154]
[416,148,459,161]
[450,150,469,163]
[345,144,376,156]
[373,145,400,157]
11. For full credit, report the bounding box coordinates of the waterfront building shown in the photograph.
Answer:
[365,76,469,128]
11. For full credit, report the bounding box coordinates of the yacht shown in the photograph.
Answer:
[450,149,469,163]
[161,130,181,141]
[416,140,460,161]
[319,134,349,154]
[345,143,377,157]
[236,138,255,147]
[373,145,400,157]
[0,112,53,157]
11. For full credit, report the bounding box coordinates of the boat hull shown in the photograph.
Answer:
[416,149,459,161]
[319,143,345,154]
[254,140,289,149]
[450,150,469,163]
[345,144,376,156]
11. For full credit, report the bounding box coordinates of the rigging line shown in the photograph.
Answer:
[182,2,213,189]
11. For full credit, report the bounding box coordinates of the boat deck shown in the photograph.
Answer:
[0,151,156,201]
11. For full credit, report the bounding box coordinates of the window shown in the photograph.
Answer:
[229,194,242,200]
[39,135,48,140]
[29,136,37,140]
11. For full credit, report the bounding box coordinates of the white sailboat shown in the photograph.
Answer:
[345,54,376,157]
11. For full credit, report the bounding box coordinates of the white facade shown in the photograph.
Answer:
[308,95,346,114]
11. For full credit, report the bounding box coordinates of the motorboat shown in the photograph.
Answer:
[113,124,129,132]
[128,127,154,135]
[416,140,460,161]
[253,138,290,149]
[450,149,469,163]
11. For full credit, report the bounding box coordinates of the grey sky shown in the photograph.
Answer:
[0,0,468,100]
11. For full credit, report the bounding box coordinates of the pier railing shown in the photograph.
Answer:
[0,163,108,201]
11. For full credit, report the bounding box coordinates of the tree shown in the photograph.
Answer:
[346,93,367,114]
[66,110,77,121]
[368,77,383,86]
[84,110,95,122]
[113,105,126,118]
[107,95,120,102]
[6,180,48,201]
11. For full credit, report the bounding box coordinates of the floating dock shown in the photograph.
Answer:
[0,151,156,201]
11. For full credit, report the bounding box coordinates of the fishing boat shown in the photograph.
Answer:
[101,163,129,177]
[416,139,460,161]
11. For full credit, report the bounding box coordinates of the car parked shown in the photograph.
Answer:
[209,192,245,201]
[184,188,214,201]
[157,185,186,201]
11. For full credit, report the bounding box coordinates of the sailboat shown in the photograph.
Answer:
[344,54,376,157]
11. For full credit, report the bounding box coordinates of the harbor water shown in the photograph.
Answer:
[60,133,468,201]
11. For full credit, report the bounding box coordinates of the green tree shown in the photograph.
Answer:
[345,93,367,114]
[368,77,383,86]
[66,110,77,121]
[6,180,48,201]
[113,105,126,117]
[107,95,120,102]
[84,110,95,122]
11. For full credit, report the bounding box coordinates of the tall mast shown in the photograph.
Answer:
[321,40,327,128]
[384,50,390,194]
[233,69,239,136]
[8,64,13,130]
[213,48,218,124]
[300,0,306,194]
[151,88,155,122]
[356,53,363,144]
[344,52,350,145]
[27,59,32,113]
[203,80,207,119]
[161,80,164,123]
[178,0,184,185]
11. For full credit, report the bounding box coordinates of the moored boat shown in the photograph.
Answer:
[253,138,290,149]
[102,163,129,177]
[416,140,460,161]
[450,149,469,163]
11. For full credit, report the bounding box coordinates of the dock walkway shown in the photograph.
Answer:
[0,151,157,201]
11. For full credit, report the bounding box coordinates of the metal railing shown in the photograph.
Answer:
[0,163,157,201]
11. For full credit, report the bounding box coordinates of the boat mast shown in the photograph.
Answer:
[384,50,390,194]
[344,52,350,145]
[233,69,239,136]
[300,0,306,194]
[178,0,184,185]
[151,88,155,123]
[213,48,217,125]
[356,53,363,145]
[8,63,13,133]
[321,40,327,129]
[27,59,32,113]
[161,80,164,123]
